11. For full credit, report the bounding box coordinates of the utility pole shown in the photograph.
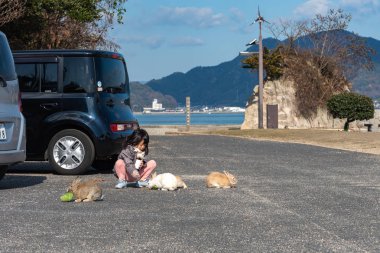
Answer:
[240,7,268,129]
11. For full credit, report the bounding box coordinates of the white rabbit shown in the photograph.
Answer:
[134,147,145,170]
[148,172,188,191]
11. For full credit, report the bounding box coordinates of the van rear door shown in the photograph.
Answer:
[94,55,137,133]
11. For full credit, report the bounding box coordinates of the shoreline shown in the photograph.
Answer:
[142,124,241,136]
[143,126,380,156]
[133,111,245,115]
[142,124,241,128]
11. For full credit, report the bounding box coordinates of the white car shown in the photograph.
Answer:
[0,31,26,180]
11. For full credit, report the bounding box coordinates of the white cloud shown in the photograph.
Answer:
[230,7,246,23]
[227,7,254,35]
[294,0,380,18]
[341,0,378,6]
[122,35,165,49]
[294,0,333,17]
[340,0,380,15]
[154,7,226,28]
[170,37,204,47]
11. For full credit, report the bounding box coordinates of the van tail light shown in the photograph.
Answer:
[111,53,120,59]
[18,92,22,112]
[110,122,139,132]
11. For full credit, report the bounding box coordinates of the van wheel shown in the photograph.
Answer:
[48,129,95,175]
[0,165,7,180]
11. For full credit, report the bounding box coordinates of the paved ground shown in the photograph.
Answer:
[0,135,379,252]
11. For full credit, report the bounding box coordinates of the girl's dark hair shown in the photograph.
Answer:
[122,128,150,155]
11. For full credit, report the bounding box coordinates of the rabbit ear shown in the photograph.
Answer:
[223,171,237,185]
[73,176,81,184]
[224,171,234,179]
[87,178,104,185]
[151,172,157,179]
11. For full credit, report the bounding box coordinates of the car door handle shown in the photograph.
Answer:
[40,103,59,110]
[106,99,114,107]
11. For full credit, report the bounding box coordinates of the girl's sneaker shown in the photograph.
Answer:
[115,180,127,189]
[126,181,138,187]
[136,179,149,188]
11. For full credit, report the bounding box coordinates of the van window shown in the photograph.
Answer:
[41,63,58,92]
[16,63,40,92]
[63,57,94,93]
[0,34,17,81]
[95,57,127,93]
[16,63,58,92]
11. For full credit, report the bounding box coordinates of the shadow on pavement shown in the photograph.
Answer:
[0,175,47,189]
[7,162,53,174]
[6,162,113,175]
[87,169,113,175]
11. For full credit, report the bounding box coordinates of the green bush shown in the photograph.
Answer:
[242,47,284,80]
[327,92,374,131]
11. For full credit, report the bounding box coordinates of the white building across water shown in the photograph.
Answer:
[143,99,165,113]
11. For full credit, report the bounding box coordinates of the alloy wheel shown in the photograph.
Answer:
[52,136,85,170]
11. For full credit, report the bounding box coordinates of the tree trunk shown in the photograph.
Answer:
[344,120,349,131]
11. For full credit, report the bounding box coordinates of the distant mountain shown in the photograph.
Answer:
[130,82,177,112]
[352,63,380,98]
[146,33,380,106]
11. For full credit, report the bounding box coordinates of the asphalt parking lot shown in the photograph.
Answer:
[0,135,379,252]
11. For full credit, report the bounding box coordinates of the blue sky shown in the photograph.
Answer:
[110,0,380,82]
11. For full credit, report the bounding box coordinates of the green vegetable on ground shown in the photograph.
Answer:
[60,192,74,202]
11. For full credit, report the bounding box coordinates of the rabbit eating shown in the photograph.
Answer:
[148,172,188,191]
[67,177,104,202]
[206,171,237,188]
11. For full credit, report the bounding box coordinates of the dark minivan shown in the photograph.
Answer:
[13,50,139,175]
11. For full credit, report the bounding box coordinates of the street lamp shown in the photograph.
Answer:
[242,7,267,129]
[246,39,257,46]
[241,35,263,129]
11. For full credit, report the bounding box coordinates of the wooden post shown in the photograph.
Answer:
[186,96,190,131]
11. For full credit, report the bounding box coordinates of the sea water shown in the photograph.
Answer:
[134,112,245,126]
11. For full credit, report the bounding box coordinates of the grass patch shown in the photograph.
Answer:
[191,128,380,155]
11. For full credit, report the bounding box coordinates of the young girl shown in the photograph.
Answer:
[114,129,156,189]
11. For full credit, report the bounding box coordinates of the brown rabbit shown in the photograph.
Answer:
[206,171,237,188]
[67,177,104,202]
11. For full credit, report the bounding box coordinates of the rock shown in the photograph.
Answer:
[241,79,352,130]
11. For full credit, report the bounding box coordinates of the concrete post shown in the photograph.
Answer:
[186,96,190,131]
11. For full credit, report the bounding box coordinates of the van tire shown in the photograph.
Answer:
[0,165,7,180]
[48,129,95,175]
